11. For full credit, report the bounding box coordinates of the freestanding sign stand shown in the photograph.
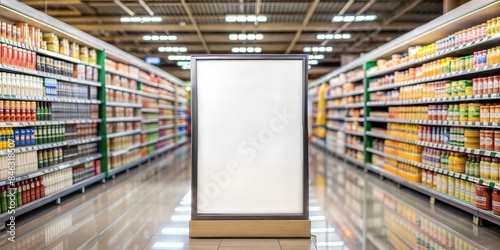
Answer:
[190,55,310,238]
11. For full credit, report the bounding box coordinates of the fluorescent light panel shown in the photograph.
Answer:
[308,60,319,65]
[143,35,177,41]
[332,15,377,22]
[316,33,351,40]
[308,55,325,60]
[303,47,333,53]
[120,16,163,23]
[226,15,267,23]
[229,33,264,41]
[158,47,187,53]
[168,55,191,61]
[231,47,262,53]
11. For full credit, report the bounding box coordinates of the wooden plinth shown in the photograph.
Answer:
[189,220,311,238]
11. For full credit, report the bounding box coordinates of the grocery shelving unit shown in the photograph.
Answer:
[308,0,500,226]
[0,0,189,226]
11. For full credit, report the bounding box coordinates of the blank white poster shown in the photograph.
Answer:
[196,59,304,214]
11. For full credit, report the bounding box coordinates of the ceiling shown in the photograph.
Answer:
[20,0,443,81]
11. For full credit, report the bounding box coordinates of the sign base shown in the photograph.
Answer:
[189,220,311,238]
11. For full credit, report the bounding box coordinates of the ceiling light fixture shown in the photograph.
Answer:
[316,33,351,40]
[158,47,187,53]
[228,33,264,41]
[303,47,333,53]
[308,54,325,60]
[225,15,267,23]
[231,47,262,53]
[332,15,377,22]
[167,55,191,61]
[143,35,177,41]
[308,60,319,65]
[120,16,163,23]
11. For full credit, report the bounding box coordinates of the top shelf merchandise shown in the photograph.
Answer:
[0,0,187,224]
[309,1,500,226]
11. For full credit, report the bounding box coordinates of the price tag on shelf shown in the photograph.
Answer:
[430,197,435,204]
[461,175,467,180]
[438,168,443,173]
[443,170,449,175]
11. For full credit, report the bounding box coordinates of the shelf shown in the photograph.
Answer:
[345,103,364,109]
[107,117,141,122]
[366,117,500,128]
[158,104,176,110]
[367,33,500,78]
[368,93,500,107]
[327,116,345,121]
[0,37,101,70]
[159,85,175,93]
[159,115,175,120]
[176,138,189,146]
[344,130,364,137]
[385,223,414,250]
[0,153,102,187]
[325,95,343,101]
[141,128,159,134]
[159,124,175,130]
[176,107,188,111]
[153,143,177,156]
[0,95,101,104]
[344,154,365,167]
[344,117,364,122]
[176,123,188,127]
[364,162,480,215]
[177,131,187,136]
[177,115,188,119]
[141,108,159,113]
[367,131,500,158]
[177,92,188,98]
[326,105,345,110]
[368,63,500,93]
[312,98,318,103]
[138,91,159,99]
[0,173,105,223]
[107,102,141,108]
[0,64,101,87]
[141,139,158,147]
[0,137,101,156]
[344,90,364,97]
[367,147,500,190]
[176,99,188,104]
[106,68,156,86]
[109,143,142,157]
[159,95,176,101]
[107,129,141,139]
[0,119,101,128]
[105,85,139,95]
[326,125,342,131]
[158,134,176,141]
[142,119,159,124]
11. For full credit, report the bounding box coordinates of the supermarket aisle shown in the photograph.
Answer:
[6,143,498,250]
[0,145,325,250]
[309,145,500,250]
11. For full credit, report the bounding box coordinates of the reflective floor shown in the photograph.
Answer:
[0,144,499,249]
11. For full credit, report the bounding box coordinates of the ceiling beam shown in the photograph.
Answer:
[79,1,97,15]
[42,10,81,16]
[180,0,210,54]
[337,0,354,15]
[138,0,154,16]
[349,0,423,51]
[21,0,81,4]
[113,0,135,16]
[72,22,422,32]
[285,0,320,54]
[320,0,377,47]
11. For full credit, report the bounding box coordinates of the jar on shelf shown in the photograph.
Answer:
[475,185,492,210]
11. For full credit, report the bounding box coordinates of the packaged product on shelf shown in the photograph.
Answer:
[89,49,97,65]
[79,46,88,63]
[43,33,59,53]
